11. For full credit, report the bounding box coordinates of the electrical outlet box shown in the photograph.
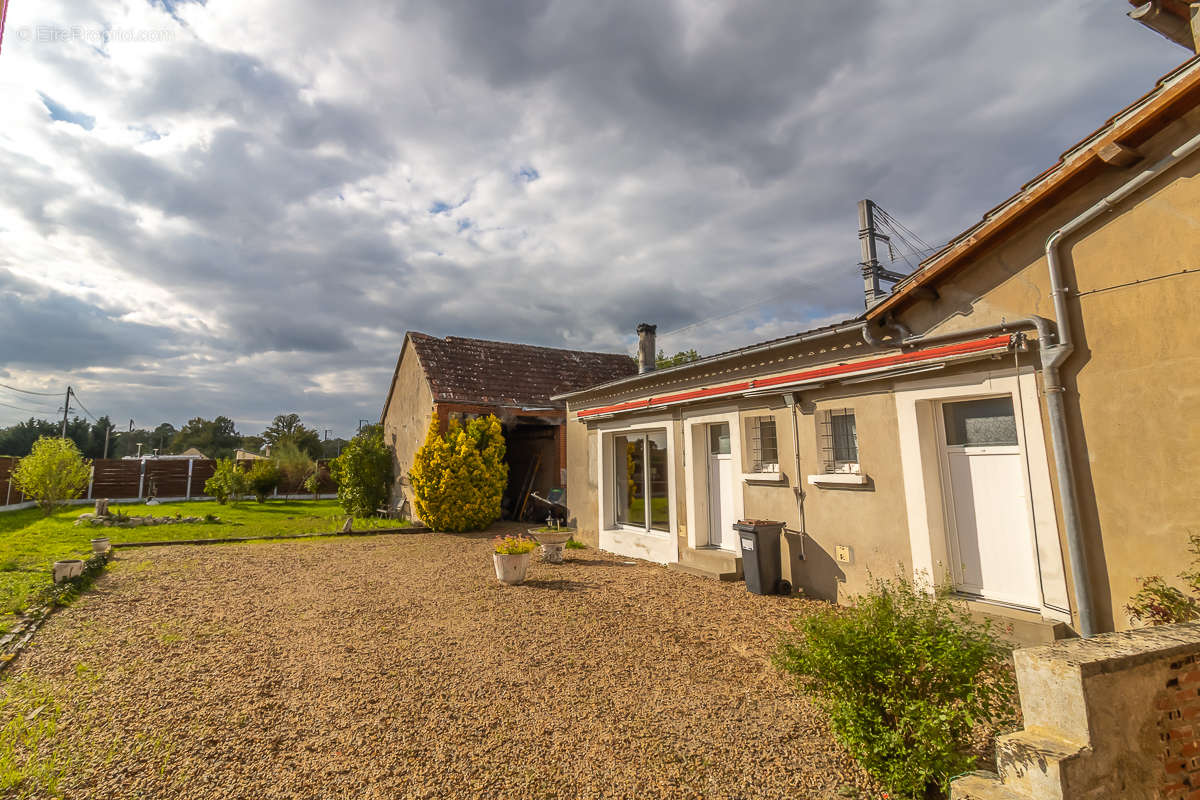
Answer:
[836,545,852,564]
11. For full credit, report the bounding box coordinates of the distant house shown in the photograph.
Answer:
[380,332,635,519]
[233,448,269,461]
[559,55,1200,641]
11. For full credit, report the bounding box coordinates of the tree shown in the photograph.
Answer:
[246,460,282,503]
[204,458,247,504]
[262,413,322,459]
[272,440,315,497]
[12,436,92,514]
[409,416,507,532]
[0,418,60,457]
[170,416,241,460]
[151,423,178,453]
[329,427,394,518]
[656,348,701,368]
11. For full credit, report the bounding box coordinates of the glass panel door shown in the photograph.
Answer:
[613,431,670,531]
[647,431,669,531]
[613,434,645,526]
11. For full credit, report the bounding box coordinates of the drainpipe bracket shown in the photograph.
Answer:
[1039,343,1073,371]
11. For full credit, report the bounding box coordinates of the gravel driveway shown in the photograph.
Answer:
[6,527,877,799]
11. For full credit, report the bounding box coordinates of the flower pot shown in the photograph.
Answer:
[530,529,574,564]
[91,537,111,555]
[52,559,85,584]
[493,551,532,585]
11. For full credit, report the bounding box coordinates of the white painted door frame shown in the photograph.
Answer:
[592,413,679,565]
[894,367,1071,622]
[682,406,745,552]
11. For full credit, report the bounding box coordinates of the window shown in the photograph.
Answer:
[942,396,1018,446]
[747,416,779,472]
[818,408,858,473]
[612,430,669,532]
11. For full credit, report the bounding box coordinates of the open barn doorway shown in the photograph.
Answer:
[501,420,564,522]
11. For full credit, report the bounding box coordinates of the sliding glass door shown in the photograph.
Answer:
[612,430,669,532]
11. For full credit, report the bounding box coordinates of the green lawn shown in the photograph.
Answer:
[0,500,400,632]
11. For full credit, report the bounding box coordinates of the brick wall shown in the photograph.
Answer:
[1160,653,1200,798]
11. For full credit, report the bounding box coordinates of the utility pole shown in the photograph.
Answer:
[60,386,72,438]
[102,424,112,459]
[857,199,909,309]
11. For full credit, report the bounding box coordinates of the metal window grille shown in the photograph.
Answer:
[749,416,779,472]
[817,408,858,472]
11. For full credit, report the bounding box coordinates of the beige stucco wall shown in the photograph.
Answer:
[566,346,918,604]
[381,338,435,513]
[565,415,599,546]
[894,107,1200,632]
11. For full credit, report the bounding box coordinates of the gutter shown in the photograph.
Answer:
[551,320,867,402]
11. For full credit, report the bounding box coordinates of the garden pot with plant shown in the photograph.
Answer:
[529,525,576,564]
[493,535,537,585]
[90,536,111,555]
[52,559,85,583]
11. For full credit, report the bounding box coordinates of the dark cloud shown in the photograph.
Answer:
[0,276,185,370]
[0,0,1185,434]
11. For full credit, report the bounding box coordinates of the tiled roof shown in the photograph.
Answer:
[407,332,637,408]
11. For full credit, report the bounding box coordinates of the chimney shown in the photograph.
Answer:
[636,323,657,374]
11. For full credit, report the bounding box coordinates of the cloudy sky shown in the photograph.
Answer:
[0,0,1186,437]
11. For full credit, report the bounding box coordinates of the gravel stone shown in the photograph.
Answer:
[10,524,878,799]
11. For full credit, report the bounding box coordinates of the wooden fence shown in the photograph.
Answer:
[0,456,337,504]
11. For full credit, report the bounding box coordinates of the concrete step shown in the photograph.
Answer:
[950,771,1028,800]
[994,728,1087,800]
[671,547,743,581]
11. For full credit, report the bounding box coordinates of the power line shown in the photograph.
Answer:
[69,389,100,423]
[0,382,60,397]
[0,399,61,416]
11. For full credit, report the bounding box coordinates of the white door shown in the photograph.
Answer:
[939,396,1041,608]
[707,423,738,549]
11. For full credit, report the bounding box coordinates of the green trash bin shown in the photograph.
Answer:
[734,520,786,595]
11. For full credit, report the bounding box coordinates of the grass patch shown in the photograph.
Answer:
[0,500,403,632]
[0,674,65,798]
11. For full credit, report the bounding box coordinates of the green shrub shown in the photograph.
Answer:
[564,538,586,550]
[246,460,282,503]
[1126,532,1200,625]
[203,458,247,505]
[12,437,91,514]
[774,575,1017,797]
[303,472,321,496]
[329,427,393,518]
[409,416,507,533]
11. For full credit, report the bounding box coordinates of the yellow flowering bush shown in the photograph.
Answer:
[409,415,508,532]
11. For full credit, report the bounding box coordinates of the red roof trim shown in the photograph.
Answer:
[575,335,1012,419]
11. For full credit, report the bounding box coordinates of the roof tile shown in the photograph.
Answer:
[408,332,636,408]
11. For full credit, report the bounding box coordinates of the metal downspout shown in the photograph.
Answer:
[1039,129,1200,636]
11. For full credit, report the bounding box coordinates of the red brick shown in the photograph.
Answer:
[1167,760,1187,774]
[1172,727,1196,741]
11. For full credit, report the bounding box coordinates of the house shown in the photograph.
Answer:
[558,53,1200,640]
[380,332,636,519]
